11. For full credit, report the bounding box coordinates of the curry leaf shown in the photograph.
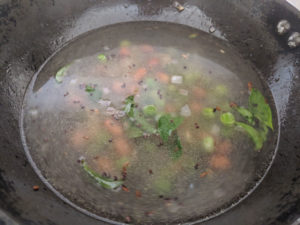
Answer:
[235,106,254,125]
[124,96,156,133]
[55,65,69,83]
[249,88,273,130]
[158,114,183,142]
[134,111,157,134]
[236,122,264,150]
[82,162,123,189]
[220,112,235,126]
[124,95,135,117]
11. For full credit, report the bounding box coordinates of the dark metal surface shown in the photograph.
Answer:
[0,0,299,224]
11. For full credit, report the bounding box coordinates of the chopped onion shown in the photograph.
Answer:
[180,104,191,117]
[106,107,116,115]
[98,99,111,107]
[171,75,183,84]
[115,110,126,118]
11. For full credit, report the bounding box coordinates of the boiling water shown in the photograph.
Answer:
[21,22,278,224]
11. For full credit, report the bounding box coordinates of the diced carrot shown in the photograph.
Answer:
[190,102,202,112]
[156,72,170,84]
[248,82,253,91]
[215,106,221,111]
[140,44,154,53]
[135,190,142,198]
[95,156,114,174]
[104,119,123,136]
[193,87,206,99]
[112,81,125,94]
[216,140,232,155]
[230,102,237,108]
[209,154,231,170]
[120,47,130,56]
[114,138,131,156]
[133,68,147,81]
[148,58,159,68]
[33,185,40,191]
[200,171,208,178]
[122,185,129,192]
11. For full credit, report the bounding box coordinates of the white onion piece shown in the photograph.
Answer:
[98,99,111,107]
[171,75,183,84]
[180,104,191,117]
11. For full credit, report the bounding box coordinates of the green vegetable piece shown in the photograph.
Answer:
[215,85,228,96]
[220,112,235,126]
[249,88,273,130]
[85,85,95,93]
[124,95,135,117]
[55,65,69,83]
[120,40,131,47]
[143,105,157,116]
[158,114,183,142]
[202,108,215,119]
[236,122,264,150]
[202,136,214,152]
[97,54,107,62]
[188,33,198,39]
[235,106,254,125]
[82,162,123,189]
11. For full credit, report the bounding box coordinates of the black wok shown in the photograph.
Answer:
[0,0,299,224]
